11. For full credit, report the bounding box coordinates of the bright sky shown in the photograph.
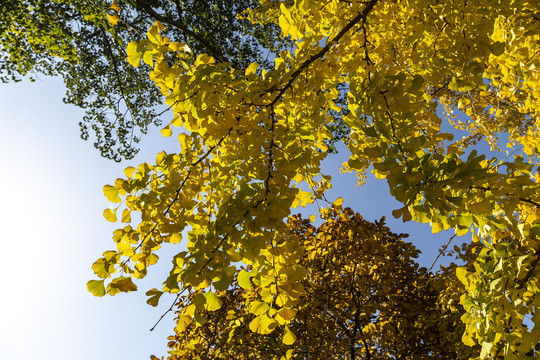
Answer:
[0,76,454,360]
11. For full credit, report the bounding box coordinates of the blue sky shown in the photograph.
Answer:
[0,75,457,360]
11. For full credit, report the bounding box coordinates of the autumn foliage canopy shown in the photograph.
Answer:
[6,0,540,358]
[88,0,540,358]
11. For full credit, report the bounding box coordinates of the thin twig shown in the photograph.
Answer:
[134,0,228,64]
[428,233,457,273]
[267,0,381,108]
[150,287,188,331]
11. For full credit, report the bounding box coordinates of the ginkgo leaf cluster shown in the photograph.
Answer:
[87,1,540,359]
[159,208,478,359]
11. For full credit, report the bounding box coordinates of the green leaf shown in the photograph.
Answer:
[238,270,253,290]
[392,206,412,222]
[213,266,236,291]
[193,311,207,326]
[489,41,505,56]
[468,198,492,215]
[361,126,378,137]
[163,272,180,293]
[408,74,424,94]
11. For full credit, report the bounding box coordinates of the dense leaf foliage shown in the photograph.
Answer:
[159,208,478,359]
[84,0,540,359]
[1,0,286,160]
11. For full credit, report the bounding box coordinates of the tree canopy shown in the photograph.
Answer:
[159,208,479,359]
[28,0,539,358]
[1,0,288,160]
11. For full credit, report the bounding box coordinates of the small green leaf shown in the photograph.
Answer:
[361,126,378,137]
[468,198,492,215]
[408,74,424,94]
[192,293,206,309]
[213,266,236,291]
[392,206,412,222]
[193,311,207,326]
[489,41,505,56]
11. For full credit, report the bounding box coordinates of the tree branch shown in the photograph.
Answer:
[120,129,232,269]
[134,0,228,64]
[268,0,381,107]
[150,287,187,331]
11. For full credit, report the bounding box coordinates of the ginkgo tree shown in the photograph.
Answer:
[87,0,540,359]
[158,207,479,360]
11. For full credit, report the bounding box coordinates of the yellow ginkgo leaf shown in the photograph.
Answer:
[116,277,137,292]
[106,14,119,26]
[103,208,117,222]
[87,279,105,297]
[282,326,297,345]
[203,291,223,311]
[161,125,172,137]
[103,185,122,203]
[109,0,121,12]
[121,208,131,223]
